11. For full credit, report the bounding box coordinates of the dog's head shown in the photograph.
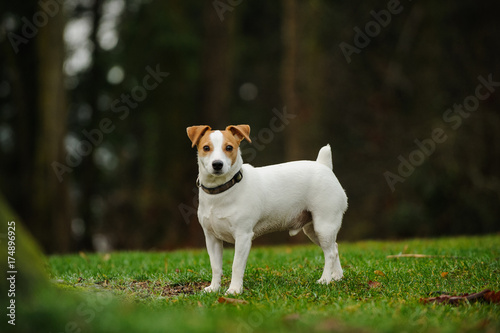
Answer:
[187,125,251,176]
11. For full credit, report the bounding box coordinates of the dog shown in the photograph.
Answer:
[187,124,348,295]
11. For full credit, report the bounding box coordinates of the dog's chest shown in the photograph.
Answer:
[198,199,240,243]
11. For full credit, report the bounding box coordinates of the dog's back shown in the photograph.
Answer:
[241,145,347,238]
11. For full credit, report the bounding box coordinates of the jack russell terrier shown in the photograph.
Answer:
[187,124,348,295]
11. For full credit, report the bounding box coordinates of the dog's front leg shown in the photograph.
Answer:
[204,232,223,293]
[226,232,253,295]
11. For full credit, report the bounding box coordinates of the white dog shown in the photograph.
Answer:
[187,124,348,295]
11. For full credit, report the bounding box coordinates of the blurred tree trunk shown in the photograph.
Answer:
[2,38,37,222]
[32,4,72,253]
[281,0,324,161]
[281,0,325,244]
[200,1,235,128]
[281,0,299,160]
[78,0,104,251]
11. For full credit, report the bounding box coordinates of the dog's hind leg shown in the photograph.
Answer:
[312,215,343,284]
[331,241,343,281]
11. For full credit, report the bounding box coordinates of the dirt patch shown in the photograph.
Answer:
[123,280,211,297]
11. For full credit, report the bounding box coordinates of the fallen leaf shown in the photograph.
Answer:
[374,270,385,277]
[484,290,500,303]
[441,272,449,278]
[420,289,499,305]
[368,280,381,289]
[101,253,111,261]
[218,297,248,305]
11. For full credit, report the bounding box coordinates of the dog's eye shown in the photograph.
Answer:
[226,145,233,152]
[203,145,210,152]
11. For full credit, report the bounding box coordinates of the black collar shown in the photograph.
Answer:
[197,170,243,195]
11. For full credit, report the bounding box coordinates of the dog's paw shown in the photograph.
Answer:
[225,286,243,295]
[316,277,332,285]
[332,270,343,281]
[204,285,220,293]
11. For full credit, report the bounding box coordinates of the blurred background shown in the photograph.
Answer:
[0,0,498,254]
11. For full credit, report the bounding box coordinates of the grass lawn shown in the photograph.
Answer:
[31,235,500,332]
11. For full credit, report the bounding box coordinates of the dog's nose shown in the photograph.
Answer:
[212,160,223,171]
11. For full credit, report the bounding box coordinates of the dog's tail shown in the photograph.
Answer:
[316,144,333,169]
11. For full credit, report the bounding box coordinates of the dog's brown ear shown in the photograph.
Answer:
[187,125,212,148]
[227,125,252,143]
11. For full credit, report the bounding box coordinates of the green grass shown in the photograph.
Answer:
[39,235,500,332]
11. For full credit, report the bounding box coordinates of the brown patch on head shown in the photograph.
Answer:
[187,125,251,166]
[196,131,215,158]
[226,125,251,143]
[186,125,212,148]
[220,129,243,165]
[222,125,251,165]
